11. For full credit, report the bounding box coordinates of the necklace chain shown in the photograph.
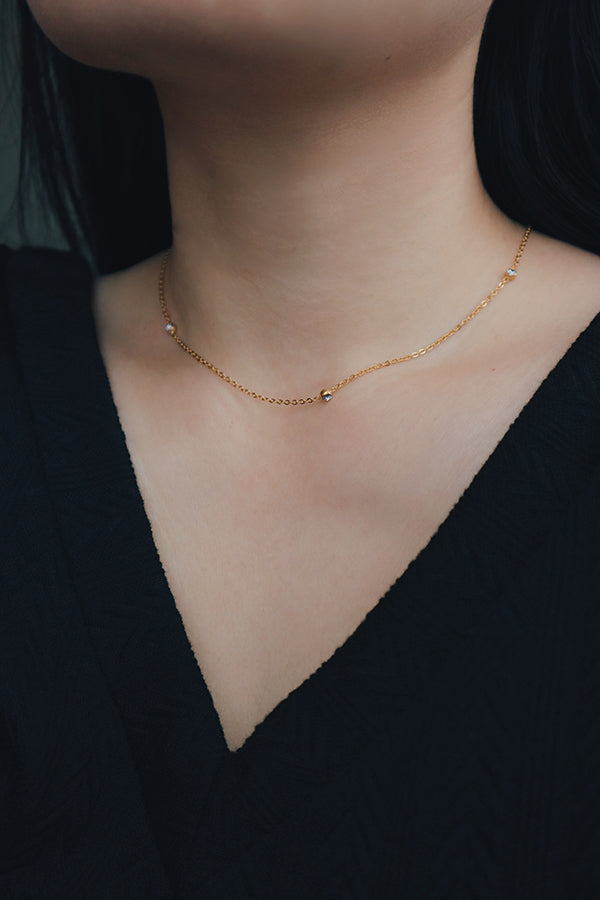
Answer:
[159,225,532,405]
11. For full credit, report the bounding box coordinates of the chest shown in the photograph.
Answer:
[108,353,545,751]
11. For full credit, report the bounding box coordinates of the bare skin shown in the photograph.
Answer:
[93,236,600,751]
[30,0,600,750]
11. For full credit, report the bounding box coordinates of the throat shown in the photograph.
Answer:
[156,52,523,387]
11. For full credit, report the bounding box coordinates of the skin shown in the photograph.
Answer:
[27,0,600,751]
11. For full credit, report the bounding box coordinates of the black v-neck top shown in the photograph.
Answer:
[2,243,600,899]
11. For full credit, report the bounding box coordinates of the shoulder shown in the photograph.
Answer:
[0,241,95,353]
[0,243,98,449]
[1,244,95,356]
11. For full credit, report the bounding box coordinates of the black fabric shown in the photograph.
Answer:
[1,242,600,899]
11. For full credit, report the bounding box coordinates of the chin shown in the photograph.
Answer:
[25,0,490,85]
[25,1,272,73]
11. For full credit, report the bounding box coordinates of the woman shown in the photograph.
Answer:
[2,0,600,896]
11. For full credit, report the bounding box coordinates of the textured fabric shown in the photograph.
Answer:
[1,242,600,899]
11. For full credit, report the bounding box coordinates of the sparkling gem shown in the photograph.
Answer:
[506,268,517,279]
[320,389,333,402]
[165,323,176,333]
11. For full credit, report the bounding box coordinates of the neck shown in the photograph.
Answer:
[153,41,524,397]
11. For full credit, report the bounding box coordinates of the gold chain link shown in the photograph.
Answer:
[159,225,532,405]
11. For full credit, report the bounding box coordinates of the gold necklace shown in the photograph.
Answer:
[159,225,532,405]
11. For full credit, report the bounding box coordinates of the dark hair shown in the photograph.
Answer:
[3,0,600,277]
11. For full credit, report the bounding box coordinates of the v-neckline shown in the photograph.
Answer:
[8,244,600,889]
[91,276,600,760]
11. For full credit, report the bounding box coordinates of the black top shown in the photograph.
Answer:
[2,243,600,899]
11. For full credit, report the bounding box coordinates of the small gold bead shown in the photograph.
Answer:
[320,389,333,402]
